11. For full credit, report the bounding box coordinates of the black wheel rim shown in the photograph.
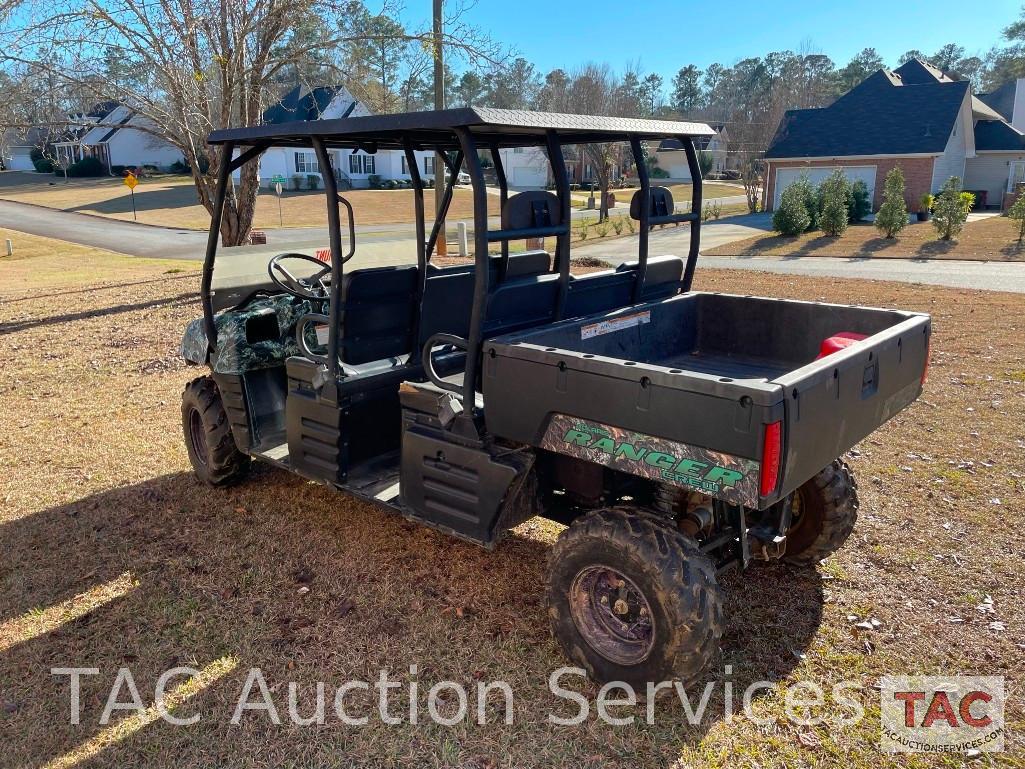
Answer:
[569,566,655,665]
[188,408,208,466]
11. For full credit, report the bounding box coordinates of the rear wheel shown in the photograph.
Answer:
[181,376,250,485]
[783,459,858,566]
[546,507,722,690]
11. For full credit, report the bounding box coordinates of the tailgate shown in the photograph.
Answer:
[773,313,930,499]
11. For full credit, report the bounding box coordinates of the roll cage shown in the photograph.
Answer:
[202,107,714,413]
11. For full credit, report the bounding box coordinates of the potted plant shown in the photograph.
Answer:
[917,193,933,222]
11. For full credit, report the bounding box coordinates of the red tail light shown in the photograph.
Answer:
[760,420,782,497]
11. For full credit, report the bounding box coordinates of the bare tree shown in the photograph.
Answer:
[567,64,623,222]
[1,0,502,245]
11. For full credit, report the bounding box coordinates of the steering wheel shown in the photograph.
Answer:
[268,252,332,301]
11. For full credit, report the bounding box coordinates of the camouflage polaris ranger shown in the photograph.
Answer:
[181,108,930,690]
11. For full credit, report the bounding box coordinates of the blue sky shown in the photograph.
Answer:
[415,0,1024,76]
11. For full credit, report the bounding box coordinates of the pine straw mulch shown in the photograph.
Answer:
[0,236,1022,768]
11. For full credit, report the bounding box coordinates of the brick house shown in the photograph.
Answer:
[763,59,1025,212]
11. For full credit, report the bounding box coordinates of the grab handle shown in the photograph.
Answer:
[422,333,468,394]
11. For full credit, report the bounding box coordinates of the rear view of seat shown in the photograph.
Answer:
[616,255,685,301]
[340,265,418,364]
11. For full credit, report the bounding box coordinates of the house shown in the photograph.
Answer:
[763,58,1025,212]
[250,85,435,189]
[1,127,49,171]
[51,103,182,172]
[654,125,731,181]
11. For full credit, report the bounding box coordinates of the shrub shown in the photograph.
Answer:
[625,216,636,234]
[576,218,589,240]
[650,165,670,179]
[291,174,303,190]
[819,169,851,236]
[306,174,319,190]
[1008,192,1025,244]
[772,179,812,236]
[849,180,872,222]
[169,159,190,174]
[367,174,382,189]
[30,147,45,163]
[33,158,54,173]
[875,166,908,238]
[932,177,968,240]
[919,193,934,213]
[959,191,975,214]
[63,156,105,177]
[610,217,624,235]
[595,220,610,237]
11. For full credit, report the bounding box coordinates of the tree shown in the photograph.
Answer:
[696,150,713,177]
[670,65,702,113]
[1008,192,1025,244]
[1,0,502,245]
[982,7,1025,90]
[837,48,884,94]
[772,178,812,236]
[932,176,968,240]
[567,63,621,221]
[819,169,851,236]
[453,71,486,106]
[875,166,908,238]
[639,73,664,116]
[487,57,540,109]
[536,69,571,112]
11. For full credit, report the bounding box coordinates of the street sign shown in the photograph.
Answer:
[275,182,283,226]
[271,175,287,184]
[123,173,138,221]
[274,182,283,196]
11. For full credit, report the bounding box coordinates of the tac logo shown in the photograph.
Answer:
[880,676,1005,753]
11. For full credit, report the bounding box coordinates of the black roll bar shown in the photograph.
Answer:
[454,127,488,414]
[201,140,271,354]
[545,130,571,318]
[201,142,234,354]
[629,135,651,304]
[489,141,510,280]
[312,136,344,382]
[404,138,428,350]
[680,135,703,292]
[425,149,463,259]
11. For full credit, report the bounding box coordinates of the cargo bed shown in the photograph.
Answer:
[483,292,930,508]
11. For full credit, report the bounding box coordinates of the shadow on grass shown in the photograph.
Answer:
[0,469,823,765]
[0,291,197,335]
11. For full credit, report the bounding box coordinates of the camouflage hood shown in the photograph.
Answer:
[181,295,313,375]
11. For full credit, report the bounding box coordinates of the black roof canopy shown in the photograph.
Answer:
[207,107,715,149]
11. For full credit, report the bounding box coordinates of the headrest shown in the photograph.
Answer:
[629,187,675,220]
[501,191,562,230]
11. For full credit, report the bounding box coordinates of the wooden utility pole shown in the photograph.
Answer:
[433,0,447,255]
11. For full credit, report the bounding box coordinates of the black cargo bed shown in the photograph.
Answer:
[483,292,930,508]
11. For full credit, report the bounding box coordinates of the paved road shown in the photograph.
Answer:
[4,197,1025,292]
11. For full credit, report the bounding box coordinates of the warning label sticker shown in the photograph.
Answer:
[581,310,651,340]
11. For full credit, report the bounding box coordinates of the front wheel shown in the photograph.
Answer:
[783,459,859,566]
[546,507,723,690]
[181,376,250,485]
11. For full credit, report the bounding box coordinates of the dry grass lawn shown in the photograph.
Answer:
[0,175,491,230]
[0,232,1023,768]
[708,216,1025,261]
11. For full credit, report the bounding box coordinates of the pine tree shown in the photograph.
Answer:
[819,169,852,236]
[932,176,968,240]
[875,167,908,238]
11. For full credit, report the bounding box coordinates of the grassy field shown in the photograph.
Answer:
[0,175,492,230]
[0,174,743,232]
[707,216,1025,261]
[0,232,1022,767]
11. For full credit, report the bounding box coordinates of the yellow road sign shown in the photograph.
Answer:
[123,173,138,190]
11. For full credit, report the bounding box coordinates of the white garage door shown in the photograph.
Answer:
[773,166,876,210]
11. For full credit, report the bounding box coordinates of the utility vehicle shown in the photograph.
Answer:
[181,108,931,688]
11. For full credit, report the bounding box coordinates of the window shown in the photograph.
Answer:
[348,153,375,175]
[401,156,408,175]
[513,147,524,154]
[1009,161,1025,193]
[294,152,319,174]
[423,156,435,175]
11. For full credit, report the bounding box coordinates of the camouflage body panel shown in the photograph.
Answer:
[540,414,760,507]
[181,295,313,375]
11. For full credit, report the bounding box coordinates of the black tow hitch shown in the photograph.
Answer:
[746,494,794,562]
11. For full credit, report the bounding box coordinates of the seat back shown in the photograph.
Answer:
[340,265,418,364]
[484,273,559,336]
[630,186,675,219]
[564,270,634,318]
[502,190,562,229]
[615,255,685,300]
